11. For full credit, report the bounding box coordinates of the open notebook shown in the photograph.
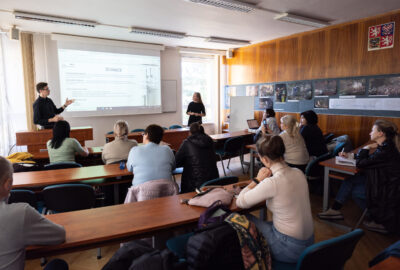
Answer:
[335,156,356,166]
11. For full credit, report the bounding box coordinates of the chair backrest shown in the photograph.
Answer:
[107,131,114,135]
[305,152,331,177]
[169,125,183,129]
[224,136,244,154]
[43,184,95,212]
[296,229,364,270]
[200,176,239,188]
[162,127,168,130]
[9,189,38,209]
[324,133,335,144]
[131,128,145,133]
[331,142,346,157]
[44,162,82,170]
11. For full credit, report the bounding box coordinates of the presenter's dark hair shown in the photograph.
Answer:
[144,124,164,144]
[194,92,203,104]
[256,135,285,162]
[300,110,318,125]
[189,122,205,135]
[36,82,48,93]
[50,120,71,149]
[265,108,275,118]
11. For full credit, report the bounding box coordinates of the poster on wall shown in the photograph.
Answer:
[259,97,273,109]
[314,80,337,96]
[275,84,287,102]
[314,97,329,109]
[287,82,312,100]
[246,85,258,96]
[225,86,237,108]
[368,22,395,51]
[259,84,274,97]
[369,76,400,96]
[339,79,366,96]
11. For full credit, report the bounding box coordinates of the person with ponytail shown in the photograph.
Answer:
[319,120,400,234]
[186,92,206,125]
[279,115,309,172]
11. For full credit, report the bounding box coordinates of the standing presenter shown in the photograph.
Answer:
[186,92,206,126]
[33,82,74,129]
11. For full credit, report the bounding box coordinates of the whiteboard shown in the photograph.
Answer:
[230,96,255,132]
[330,98,400,111]
[161,80,177,112]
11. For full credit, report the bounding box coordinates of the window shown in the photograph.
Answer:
[181,56,217,125]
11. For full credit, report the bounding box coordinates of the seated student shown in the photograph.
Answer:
[175,122,219,193]
[236,136,314,263]
[254,108,280,142]
[125,124,177,202]
[318,120,400,234]
[46,120,89,163]
[102,120,138,164]
[0,156,66,270]
[299,110,328,158]
[279,115,309,172]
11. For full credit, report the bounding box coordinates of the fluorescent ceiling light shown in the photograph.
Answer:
[206,36,250,45]
[274,13,329,28]
[130,27,186,39]
[14,11,98,28]
[184,0,256,13]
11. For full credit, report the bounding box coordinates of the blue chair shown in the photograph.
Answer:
[273,229,364,270]
[106,131,114,143]
[44,162,82,170]
[9,189,38,209]
[166,232,194,261]
[162,127,168,130]
[200,176,239,188]
[324,133,335,144]
[169,125,183,129]
[331,141,346,157]
[305,152,331,180]
[215,136,245,176]
[131,128,145,133]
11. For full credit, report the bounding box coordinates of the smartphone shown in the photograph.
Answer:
[262,119,267,126]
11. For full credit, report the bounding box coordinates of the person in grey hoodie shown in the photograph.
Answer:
[0,156,66,270]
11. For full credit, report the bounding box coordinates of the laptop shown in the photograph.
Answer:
[247,119,259,130]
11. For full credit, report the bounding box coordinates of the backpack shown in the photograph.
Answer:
[197,200,232,228]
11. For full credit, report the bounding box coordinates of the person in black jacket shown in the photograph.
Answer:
[186,92,206,125]
[175,122,219,193]
[33,82,74,129]
[318,120,400,234]
[299,110,328,157]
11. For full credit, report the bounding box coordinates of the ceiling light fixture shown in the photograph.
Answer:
[274,13,329,28]
[184,0,256,13]
[14,11,98,28]
[206,36,250,45]
[130,27,187,39]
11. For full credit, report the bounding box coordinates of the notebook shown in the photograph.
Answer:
[335,156,356,166]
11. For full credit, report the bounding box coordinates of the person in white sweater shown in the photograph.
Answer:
[236,136,314,263]
[0,157,66,270]
[279,115,309,172]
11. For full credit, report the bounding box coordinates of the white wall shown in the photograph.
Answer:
[33,34,186,147]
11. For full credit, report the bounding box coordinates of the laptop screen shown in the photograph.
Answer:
[247,119,259,129]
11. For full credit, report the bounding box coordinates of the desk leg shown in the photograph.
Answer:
[114,183,120,205]
[250,149,254,179]
[323,166,330,211]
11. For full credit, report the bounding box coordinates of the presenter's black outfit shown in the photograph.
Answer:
[33,96,64,129]
[186,101,205,125]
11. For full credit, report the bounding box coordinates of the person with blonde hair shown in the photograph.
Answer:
[318,120,400,234]
[279,115,309,172]
[102,120,138,164]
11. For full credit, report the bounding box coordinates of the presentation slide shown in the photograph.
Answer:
[57,49,161,116]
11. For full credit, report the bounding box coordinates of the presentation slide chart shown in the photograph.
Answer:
[58,49,161,114]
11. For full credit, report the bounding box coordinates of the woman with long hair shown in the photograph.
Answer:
[46,120,89,163]
[236,136,314,263]
[186,92,206,125]
[299,110,328,157]
[279,115,309,172]
[318,120,400,234]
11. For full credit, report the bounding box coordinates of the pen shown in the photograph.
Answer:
[340,148,344,155]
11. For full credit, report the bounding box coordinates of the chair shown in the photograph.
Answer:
[9,189,37,209]
[305,152,331,180]
[200,176,239,188]
[162,127,168,130]
[106,131,114,143]
[166,232,194,261]
[169,124,183,129]
[272,229,364,270]
[172,167,184,184]
[215,136,245,176]
[44,162,82,170]
[331,141,346,157]
[131,128,145,133]
[323,133,335,144]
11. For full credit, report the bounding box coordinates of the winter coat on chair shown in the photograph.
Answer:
[175,133,219,193]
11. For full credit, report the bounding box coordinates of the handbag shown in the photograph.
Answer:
[187,187,234,207]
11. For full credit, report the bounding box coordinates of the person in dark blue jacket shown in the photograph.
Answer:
[299,110,328,157]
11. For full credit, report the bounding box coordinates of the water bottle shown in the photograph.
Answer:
[119,161,125,170]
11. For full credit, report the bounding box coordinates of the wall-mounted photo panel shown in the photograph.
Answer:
[314,97,329,109]
[275,84,287,103]
[246,85,258,96]
[224,86,237,108]
[339,79,366,96]
[259,97,273,109]
[287,82,312,100]
[314,80,337,96]
[259,84,274,97]
[369,76,400,96]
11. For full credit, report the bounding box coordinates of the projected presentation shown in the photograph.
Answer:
[58,49,161,116]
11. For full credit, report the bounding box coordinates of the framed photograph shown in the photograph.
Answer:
[274,84,287,102]
[259,84,274,97]
[369,76,400,96]
[259,97,273,109]
[287,82,312,100]
[339,79,366,96]
[314,97,329,109]
[314,80,337,96]
[246,85,258,96]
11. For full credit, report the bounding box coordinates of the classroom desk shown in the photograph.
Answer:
[209,130,252,141]
[26,188,262,259]
[31,147,103,160]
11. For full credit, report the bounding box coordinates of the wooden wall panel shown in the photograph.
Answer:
[276,37,300,82]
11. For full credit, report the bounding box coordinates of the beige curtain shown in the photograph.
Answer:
[20,32,36,131]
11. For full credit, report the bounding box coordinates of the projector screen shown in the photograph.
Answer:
[56,39,162,117]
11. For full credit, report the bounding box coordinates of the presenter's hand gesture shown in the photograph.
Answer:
[65,98,75,107]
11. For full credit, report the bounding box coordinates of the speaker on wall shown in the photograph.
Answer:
[9,26,20,41]
[226,48,234,59]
